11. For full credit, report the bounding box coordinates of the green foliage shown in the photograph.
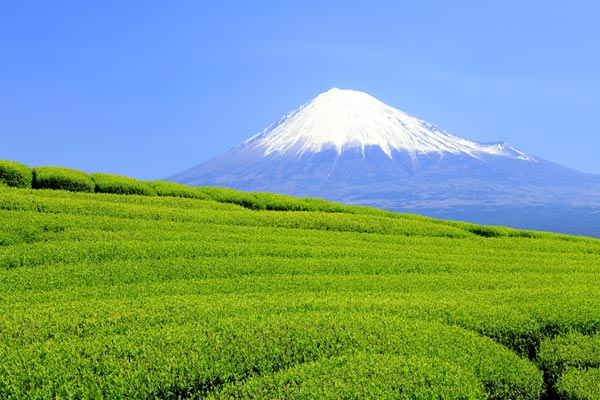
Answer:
[0,160,33,188]
[556,368,600,400]
[32,166,95,192]
[150,180,211,200]
[192,186,404,215]
[210,353,488,399]
[467,225,504,238]
[90,172,156,196]
[537,332,600,395]
[198,186,268,210]
[249,192,349,212]
[0,178,599,398]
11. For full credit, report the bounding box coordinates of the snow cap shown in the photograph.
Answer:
[243,88,534,161]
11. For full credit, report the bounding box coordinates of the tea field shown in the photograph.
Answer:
[1,179,599,398]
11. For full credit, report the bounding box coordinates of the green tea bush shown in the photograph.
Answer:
[301,197,351,213]
[33,166,95,192]
[0,160,33,188]
[199,187,267,210]
[197,187,359,213]
[210,353,487,399]
[556,368,600,400]
[254,193,357,212]
[538,332,600,382]
[253,192,312,211]
[467,225,503,238]
[90,173,156,196]
[150,181,211,200]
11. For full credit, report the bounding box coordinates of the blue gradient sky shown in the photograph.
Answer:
[1,1,599,179]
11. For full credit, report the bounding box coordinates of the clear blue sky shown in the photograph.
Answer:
[2,1,599,179]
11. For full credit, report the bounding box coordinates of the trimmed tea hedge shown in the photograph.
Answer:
[556,368,600,400]
[199,186,268,210]
[538,332,600,381]
[0,160,33,188]
[91,173,156,196]
[33,166,95,192]
[150,181,211,200]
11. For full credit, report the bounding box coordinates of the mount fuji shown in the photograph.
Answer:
[170,88,600,236]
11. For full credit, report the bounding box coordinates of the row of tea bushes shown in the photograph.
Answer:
[0,160,392,216]
[0,160,154,195]
[538,332,600,398]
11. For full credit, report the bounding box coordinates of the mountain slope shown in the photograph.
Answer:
[171,88,600,236]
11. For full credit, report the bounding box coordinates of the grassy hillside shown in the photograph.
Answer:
[1,173,599,398]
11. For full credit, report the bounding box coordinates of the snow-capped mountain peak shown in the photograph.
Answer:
[170,87,600,237]
[241,88,534,161]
